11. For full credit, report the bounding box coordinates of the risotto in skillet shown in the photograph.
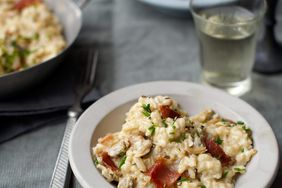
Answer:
[92,96,257,188]
[0,0,66,75]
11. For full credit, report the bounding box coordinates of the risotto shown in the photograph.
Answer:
[0,0,66,75]
[92,96,257,188]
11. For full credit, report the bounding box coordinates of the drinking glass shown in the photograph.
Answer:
[190,0,266,96]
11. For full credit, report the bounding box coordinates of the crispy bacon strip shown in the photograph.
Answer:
[147,158,180,188]
[13,0,41,10]
[203,136,233,166]
[101,152,118,171]
[159,105,180,119]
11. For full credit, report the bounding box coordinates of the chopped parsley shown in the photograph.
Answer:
[33,33,40,40]
[178,177,189,182]
[215,136,223,145]
[92,156,99,166]
[3,51,18,71]
[236,121,252,135]
[234,167,246,173]
[240,148,244,153]
[169,133,186,143]
[172,118,177,129]
[242,125,252,134]
[222,171,228,178]
[119,154,127,169]
[221,118,227,122]
[237,121,245,125]
[148,125,156,136]
[142,104,151,117]
[19,48,32,57]
[162,120,168,128]
[201,184,206,188]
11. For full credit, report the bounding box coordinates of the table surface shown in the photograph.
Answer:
[1,0,282,187]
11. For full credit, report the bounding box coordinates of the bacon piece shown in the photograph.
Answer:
[13,0,41,10]
[159,105,180,119]
[147,158,180,188]
[101,152,118,171]
[203,136,233,166]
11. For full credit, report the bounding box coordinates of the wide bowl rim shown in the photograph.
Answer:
[69,81,279,188]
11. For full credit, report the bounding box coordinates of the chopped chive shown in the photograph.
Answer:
[215,136,223,145]
[119,154,127,169]
[237,121,245,125]
[222,171,228,178]
[162,120,168,128]
[234,167,246,173]
[242,125,252,133]
[169,133,186,143]
[148,125,156,136]
[92,156,99,166]
[201,184,206,188]
[33,33,40,40]
[142,104,151,117]
[178,133,186,142]
[236,121,252,134]
[178,177,189,182]
[143,111,150,117]
[19,48,32,57]
[172,118,177,128]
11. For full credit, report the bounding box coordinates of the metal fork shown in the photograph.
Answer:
[49,49,98,188]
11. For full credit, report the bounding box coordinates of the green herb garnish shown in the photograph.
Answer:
[222,119,227,122]
[172,118,177,129]
[242,125,252,134]
[162,120,168,128]
[92,156,99,166]
[19,48,32,57]
[169,133,186,143]
[142,104,151,117]
[237,121,245,125]
[119,154,127,169]
[236,121,252,134]
[215,136,223,145]
[148,125,156,136]
[222,171,228,178]
[33,33,40,40]
[201,184,206,188]
[178,177,189,182]
[234,167,246,173]
[240,148,244,153]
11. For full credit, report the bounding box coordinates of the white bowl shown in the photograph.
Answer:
[69,81,279,188]
[137,0,238,11]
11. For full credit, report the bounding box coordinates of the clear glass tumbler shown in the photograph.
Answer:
[190,0,266,96]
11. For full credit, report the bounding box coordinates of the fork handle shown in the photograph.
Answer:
[49,115,77,188]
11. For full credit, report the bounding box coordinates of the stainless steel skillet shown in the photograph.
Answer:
[0,0,89,98]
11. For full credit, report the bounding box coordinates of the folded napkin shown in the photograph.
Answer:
[0,46,101,143]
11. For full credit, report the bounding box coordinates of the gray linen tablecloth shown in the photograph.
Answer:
[1,0,282,187]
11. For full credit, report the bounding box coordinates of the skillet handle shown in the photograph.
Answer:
[73,0,90,9]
